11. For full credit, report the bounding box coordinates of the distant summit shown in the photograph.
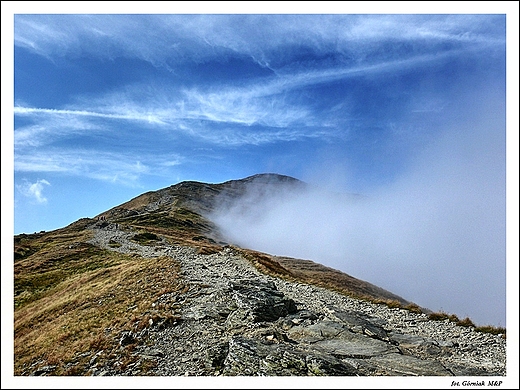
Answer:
[231,173,304,185]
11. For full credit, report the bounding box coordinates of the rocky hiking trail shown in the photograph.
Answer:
[86,222,506,376]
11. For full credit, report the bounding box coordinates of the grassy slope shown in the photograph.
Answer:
[14,224,185,375]
[13,197,505,375]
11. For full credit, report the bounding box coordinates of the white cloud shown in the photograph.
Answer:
[14,107,165,125]
[14,149,183,186]
[14,14,504,153]
[13,83,324,147]
[17,179,50,203]
[14,15,503,70]
[93,46,471,129]
[14,115,99,148]
[15,51,448,148]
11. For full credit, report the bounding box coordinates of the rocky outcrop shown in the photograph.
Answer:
[85,222,506,377]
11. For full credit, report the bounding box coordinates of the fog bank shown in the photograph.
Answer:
[210,98,506,327]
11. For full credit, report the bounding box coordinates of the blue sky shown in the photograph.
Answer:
[10,12,508,232]
[3,3,519,333]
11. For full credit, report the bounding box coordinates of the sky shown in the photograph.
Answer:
[2,3,519,383]
[9,10,512,234]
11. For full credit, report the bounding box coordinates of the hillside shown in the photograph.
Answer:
[13,174,506,377]
[94,173,407,305]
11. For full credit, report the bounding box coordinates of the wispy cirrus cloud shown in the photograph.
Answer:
[196,125,336,147]
[14,106,165,124]
[14,149,181,186]
[15,14,503,69]
[15,14,503,155]
[14,45,451,132]
[14,113,100,147]
[14,105,166,147]
[16,179,51,203]
[343,14,504,43]
[13,13,505,189]
[14,78,322,148]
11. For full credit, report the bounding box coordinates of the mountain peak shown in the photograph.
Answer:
[236,173,303,184]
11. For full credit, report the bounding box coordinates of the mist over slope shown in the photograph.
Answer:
[209,116,506,328]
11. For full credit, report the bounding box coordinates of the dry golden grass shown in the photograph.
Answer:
[474,325,507,336]
[105,192,153,213]
[14,229,186,376]
[427,311,506,338]
[240,249,295,277]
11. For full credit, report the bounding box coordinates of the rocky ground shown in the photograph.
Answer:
[86,221,506,377]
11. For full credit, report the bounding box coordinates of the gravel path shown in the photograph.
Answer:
[86,222,506,376]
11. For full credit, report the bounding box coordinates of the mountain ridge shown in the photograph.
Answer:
[13,173,507,377]
[93,173,409,305]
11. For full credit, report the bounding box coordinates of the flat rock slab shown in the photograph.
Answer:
[389,332,433,347]
[327,308,389,341]
[314,335,397,358]
[368,353,451,376]
[288,320,397,358]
